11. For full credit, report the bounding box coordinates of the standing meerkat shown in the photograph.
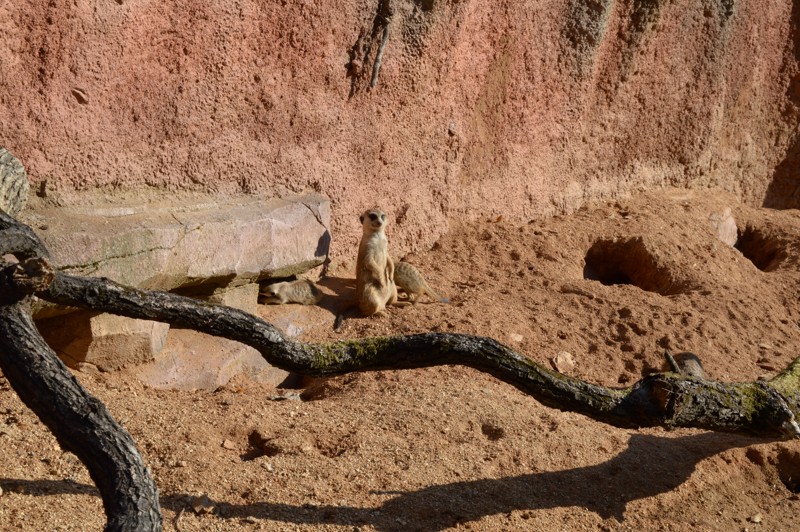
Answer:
[259,279,323,305]
[394,261,449,304]
[355,206,398,316]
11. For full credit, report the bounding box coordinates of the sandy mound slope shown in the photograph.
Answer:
[1,188,799,530]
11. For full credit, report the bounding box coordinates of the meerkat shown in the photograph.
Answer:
[664,350,706,379]
[355,206,398,316]
[259,279,323,305]
[394,260,449,304]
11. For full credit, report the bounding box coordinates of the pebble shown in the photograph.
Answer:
[191,494,215,514]
[551,351,576,373]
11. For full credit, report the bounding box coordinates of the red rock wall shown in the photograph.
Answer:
[1,0,798,254]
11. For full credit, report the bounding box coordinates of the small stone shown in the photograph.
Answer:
[551,351,576,374]
[175,460,188,468]
[191,494,215,514]
[510,333,524,343]
[76,362,99,374]
[750,513,763,523]
[707,207,737,247]
[262,462,275,472]
[222,439,236,450]
[759,343,772,350]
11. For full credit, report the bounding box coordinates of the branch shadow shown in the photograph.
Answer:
[158,431,762,530]
[0,477,98,497]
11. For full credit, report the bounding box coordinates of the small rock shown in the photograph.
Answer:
[222,439,236,450]
[551,351,576,374]
[708,207,737,247]
[750,513,763,524]
[175,460,188,468]
[759,343,772,350]
[509,333,524,343]
[191,494,215,514]
[76,362,99,374]
[262,462,275,472]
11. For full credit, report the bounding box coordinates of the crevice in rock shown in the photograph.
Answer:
[347,0,394,97]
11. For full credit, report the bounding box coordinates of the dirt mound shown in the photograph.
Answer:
[1,188,799,530]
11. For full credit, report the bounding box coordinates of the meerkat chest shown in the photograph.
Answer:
[361,233,388,258]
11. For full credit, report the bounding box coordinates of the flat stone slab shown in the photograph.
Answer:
[27,193,330,317]
[25,193,330,387]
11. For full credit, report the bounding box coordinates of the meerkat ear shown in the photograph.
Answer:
[359,214,365,224]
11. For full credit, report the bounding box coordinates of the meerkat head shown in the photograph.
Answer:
[260,282,286,304]
[359,207,387,232]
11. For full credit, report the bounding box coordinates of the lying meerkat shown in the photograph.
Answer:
[664,350,706,379]
[259,279,323,305]
[394,261,449,304]
[355,206,398,316]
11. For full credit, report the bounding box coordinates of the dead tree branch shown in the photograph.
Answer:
[21,260,800,439]
[0,215,162,531]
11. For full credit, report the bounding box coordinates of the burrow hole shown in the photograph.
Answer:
[583,237,690,296]
[776,448,800,493]
[734,226,788,272]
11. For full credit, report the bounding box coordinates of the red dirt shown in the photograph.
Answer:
[2,188,800,530]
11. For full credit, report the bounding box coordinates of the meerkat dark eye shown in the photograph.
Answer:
[369,213,378,221]
[381,214,386,221]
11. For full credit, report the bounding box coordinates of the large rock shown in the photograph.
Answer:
[134,329,290,390]
[31,193,330,304]
[37,312,170,371]
[30,193,330,381]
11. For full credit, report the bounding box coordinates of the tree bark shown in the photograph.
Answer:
[1,214,162,531]
[0,301,162,531]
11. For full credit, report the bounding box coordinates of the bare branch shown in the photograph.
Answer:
[25,263,800,439]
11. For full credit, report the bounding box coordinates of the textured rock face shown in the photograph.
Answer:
[0,148,29,216]
[27,193,330,308]
[28,193,329,378]
[1,1,798,258]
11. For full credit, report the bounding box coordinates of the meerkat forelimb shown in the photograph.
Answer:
[393,260,449,304]
[259,279,323,305]
[355,206,399,316]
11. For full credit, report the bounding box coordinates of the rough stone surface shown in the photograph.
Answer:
[207,282,260,315]
[708,207,738,247]
[36,312,170,371]
[0,148,29,216]
[27,193,330,317]
[1,1,798,263]
[134,329,290,390]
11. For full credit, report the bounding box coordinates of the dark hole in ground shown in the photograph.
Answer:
[776,448,800,493]
[734,226,788,272]
[583,237,689,296]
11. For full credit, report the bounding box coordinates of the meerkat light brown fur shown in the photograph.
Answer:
[355,207,398,316]
[394,261,449,304]
[259,279,323,305]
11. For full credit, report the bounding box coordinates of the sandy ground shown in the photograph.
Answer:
[2,188,800,531]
